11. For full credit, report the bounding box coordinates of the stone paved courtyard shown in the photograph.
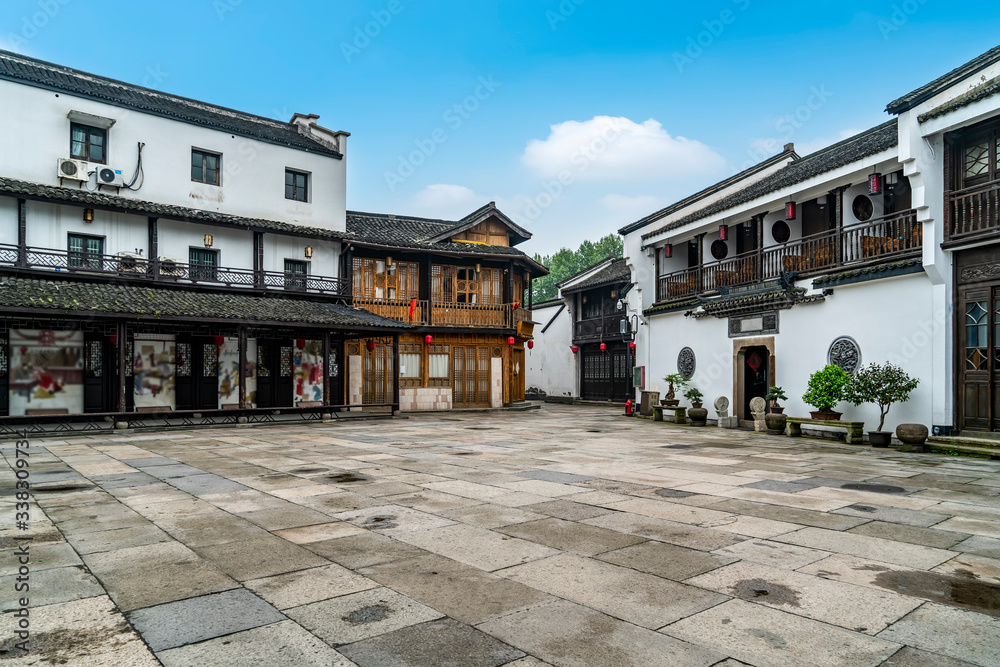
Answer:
[3,404,1000,666]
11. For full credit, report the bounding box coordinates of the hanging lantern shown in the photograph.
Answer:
[663,243,673,258]
[629,341,636,350]
[108,332,117,343]
[304,245,313,259]
[295,338,306,348]
[571,346,579,354]
[214,335,225,346]
[507,336,515,346]
[366,340,376,351]
[204,233,214,248]
[527,340,534,350]
[869,172,883,195]
[785,201,796,220]
[719,224,729,241]
[424,334,433,345]
[600,343,607,352]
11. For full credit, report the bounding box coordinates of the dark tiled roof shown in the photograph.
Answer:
[811,258,923,286]
[619,148,798,235]
[0,276,410,330]
[531,298,564,309]
[555,254,617,288]
[345,209,547,273]
[0,50,342,158]
[689,286,826,319]
[642,121,899,240]
[886,44,1000,115]
[0,177,342,240]
[918,75,1000,122]
[643,296,699,316]
[562,258,631,293]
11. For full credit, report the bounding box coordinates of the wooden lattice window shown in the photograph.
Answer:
[452,345,490,405]
[176,342,192,377]
[202,343,218,378]
[353,258,419,300]
[433,265,503,304]
[363,343,394,404]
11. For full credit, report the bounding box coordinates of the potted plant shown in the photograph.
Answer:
[843,362,920,448]
[765,386,788,414]
[685,387,708,425]
[684,386,704,409]
[802,365,850,420]
[661,373,687,407]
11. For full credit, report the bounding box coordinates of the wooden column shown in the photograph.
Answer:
[322,331,331,406]
[340,244,354,300]
[148,217,159,278]
[695,233,705,293]
[391,333,400,413]
[528,276,533,310]
[116,321,127,413]
[755,214,764,282]
[238,326,247,409]
[423,255,433,325]
[834,186,845,265]
[16,199,27,268]
[253,232,264,288]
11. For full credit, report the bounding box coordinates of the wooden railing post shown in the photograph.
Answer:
[834,187,845,265]
[16,199,26,268]
[238,326,247,409]
[148,217,159,279]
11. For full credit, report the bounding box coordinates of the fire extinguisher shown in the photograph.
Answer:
[624,399,633,416]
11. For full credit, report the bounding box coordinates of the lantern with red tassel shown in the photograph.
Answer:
[295,338,306,349]
[108,332,117,344]
[719,224,729,241]
[527,340,534,350]
[424,334,433,345]
[366,340,376,351]
[600,342,607,353]
[214,335,225,346]
[663,243,673,258]
[571,346,579,354]
[785,201,797,220]
[629,341,636,350]
[869,172,883,195]
[507,336,515,346]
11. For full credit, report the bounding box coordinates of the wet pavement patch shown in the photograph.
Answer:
[326,472,372,484]
[364,515,398,530]
[840,483,907,494]
[289,467,329,474]
[31,482,95,492]
[342,604,391,625]
[660,444,695,450]
[731,578,802,607]
[872,570,1000,616]
[851,505,878,513]
[655,489,696,498]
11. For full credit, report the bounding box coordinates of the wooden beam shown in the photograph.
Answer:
[116,321,127,413]
[392,333,400,413]
[238,326,247,409]
[16,199,26,268]
[253,232,264,288]
[148,217,159,278]
[322,331,331,407]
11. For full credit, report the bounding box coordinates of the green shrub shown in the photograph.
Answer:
[684,386,704,405]
[765,386,788,403]
[662,373,689,400]
[802,365,850,412]
[843,362,920,431]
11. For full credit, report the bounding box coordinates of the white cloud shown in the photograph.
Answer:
[521,116,725,182]
[600,194,659,211]
[409,184,483,219]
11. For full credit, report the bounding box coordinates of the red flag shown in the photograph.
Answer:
[409,298,417,321]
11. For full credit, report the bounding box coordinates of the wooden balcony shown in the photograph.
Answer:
[656,209,921,301]
[352,297,428,324]
[351,298,525,329]
[574,313,628,342]
[0,244,349,298]
[947,180,1000,245]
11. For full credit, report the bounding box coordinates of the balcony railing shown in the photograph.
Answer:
[0,244,349,298]
[656,209,921,301]
[947,180,1000,243]
[574,313,627,341]
[351,297,525,328]
[352,297,429,324]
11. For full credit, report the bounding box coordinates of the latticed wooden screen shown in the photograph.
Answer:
[432,265,502,304]
[363,343,394,405]
[452,345,490,406]
[353,258,419,300]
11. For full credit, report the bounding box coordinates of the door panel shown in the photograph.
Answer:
[452,345,489,407]
[198,341,219,410]
[959,289,991,430]
[83,337,107,412]
[174,340,193,410]
[742,346,769,420]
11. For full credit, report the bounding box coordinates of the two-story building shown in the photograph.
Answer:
[618,44,1000,437]
[0,50,410,431]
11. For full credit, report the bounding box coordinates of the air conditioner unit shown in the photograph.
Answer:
[96,166,124,187]
[57,158,90,182]
[158,257,185,277]
[115,251,145,274]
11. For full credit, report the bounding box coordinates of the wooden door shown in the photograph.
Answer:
[363,343,394,406]
[742,346,770,420]
[453,346,489,407]
[83,337,108,412]
[580,346,611,401]
[196,341,219,410]
[174,340,193,410]
[0,337,8,416]
[958,287,995,430]
[512,348,525,402]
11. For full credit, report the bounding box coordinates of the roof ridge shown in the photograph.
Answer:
[886,43,1000,114]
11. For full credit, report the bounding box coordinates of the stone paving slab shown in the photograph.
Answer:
[338,618,524,667]
[954,535,1000,560]
[597,540,737,580]
[128,588,286,652]
[244,563,379,610]
[711,538,831,570]
[583,511,746,551]
[848,520,971,549]
[497,517,646,556]
[876,603,1000,666]
[394,523,560,571]
[778,527,956,569]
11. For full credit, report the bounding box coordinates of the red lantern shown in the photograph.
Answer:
[424,334,433,345]
[366,340,376,351]
[296,338,306,348]
[108,332,117,343]
[571,346,579,354]
[507,336,515,346]
[527,340,534,349]
[629,341,636,349]
[719,224,729,241]
[663,243,672,259]
[869,172,883,195]
[214,335,225,346]
[785,201,796,220]
[600,343,607,352]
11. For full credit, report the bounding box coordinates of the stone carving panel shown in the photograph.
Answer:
[677,347,696,379]
[828,336,861,374]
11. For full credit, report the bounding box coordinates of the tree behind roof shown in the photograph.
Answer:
[531,234,623,302]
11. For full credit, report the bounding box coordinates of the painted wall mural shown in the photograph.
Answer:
[294,340,324,406]
[218,338,258,408]
[9,329,84,416]
[133,336,176,410]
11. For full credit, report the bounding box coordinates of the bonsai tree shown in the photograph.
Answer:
[663,373,689,400]
[765,386,788,408]
[802,365,850,413]
[843,362,920,432]
[683,386,704,406]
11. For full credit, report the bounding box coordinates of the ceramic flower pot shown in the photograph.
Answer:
[868,431,892,448]
[809,410,842,421]
[687,407,708,426]
[764,412,787,435]
[769,405,785,414]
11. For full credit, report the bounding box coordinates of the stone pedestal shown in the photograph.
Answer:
[750,397,767,432]
[717,416,739,428]
[673,407,687,424]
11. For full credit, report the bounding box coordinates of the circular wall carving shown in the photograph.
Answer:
[678,347,696,379]
[828,336,861,373]
[852,195,874,222]
[710,240,729,260]
[771,220,790,243]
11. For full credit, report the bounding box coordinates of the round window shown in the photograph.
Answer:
[771,220,790,243]
[852,195,874,222]
[710,240,729,260]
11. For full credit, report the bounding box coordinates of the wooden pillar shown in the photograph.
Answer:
[238,326,247,409]
[148,217,159,278]
[423,255,433,325]
[16,199,27,268]
[695,233,705,292]
[391,333,400,413]
[528,276,533,311]
[834,187,845,265]
[253,232,264,288]
[755,214,764,282]
[116,321,127,413]
[340,244,354,300]
[322,331,331,406]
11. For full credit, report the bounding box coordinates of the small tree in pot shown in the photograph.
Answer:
[765,386,788,414]
[684,387,708,425]
[661,373,688,406]
[843,362,920,448]
[802,365,850,420]
[684,386,704,409]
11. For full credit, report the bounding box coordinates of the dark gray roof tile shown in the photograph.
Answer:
[886,44,1000,114]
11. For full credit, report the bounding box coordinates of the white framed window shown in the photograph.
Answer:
[429,353,449,379]
[400,353,421,379]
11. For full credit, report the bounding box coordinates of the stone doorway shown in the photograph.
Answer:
[734,336,775,425]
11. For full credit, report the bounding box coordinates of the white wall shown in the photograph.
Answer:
[24,202,148,255]
[525,303,577,397]
[0,197,16,245]
[265,234,340,275]
[0,79,346,232]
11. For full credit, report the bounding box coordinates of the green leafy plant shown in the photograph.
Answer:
[765,386,788,403]
[843,362,920,432]
[683,386,704,405]
[663,373,689,400]
[801,365,850,412]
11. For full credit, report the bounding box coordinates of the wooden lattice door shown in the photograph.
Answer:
[453,346,490,407]
[363,343,394,406]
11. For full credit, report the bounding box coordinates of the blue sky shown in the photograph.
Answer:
[3,0,999,255]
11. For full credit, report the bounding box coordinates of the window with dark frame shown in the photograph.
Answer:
[189,248,218,282]
[285,169,309,202]
[70,123,106,163]
[191,149,221,185]
[68,234,104,270]
[284,259,307,290]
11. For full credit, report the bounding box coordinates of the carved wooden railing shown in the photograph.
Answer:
[655,209,920,301]
[574,313,627,340]
[431,301,512,328]
[352,297,428,324]
[947,180,1000,243]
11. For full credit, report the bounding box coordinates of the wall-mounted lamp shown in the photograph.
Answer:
[83,208,94,223]
[817,195,828,207]
[304,245,313,259]
[475,263,481,273]
[386,256,393,267]
[203,234,214,248]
